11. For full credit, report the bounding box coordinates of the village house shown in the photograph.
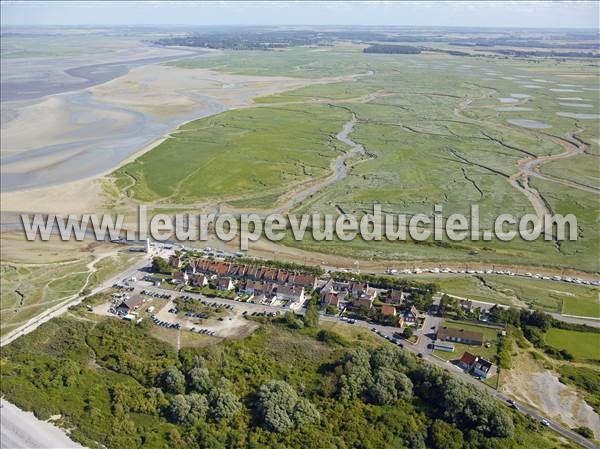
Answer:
[457,351,479,370]
[349,281,377,309]
[241,280,263,296]
[169,255,182,268]
[115,295,144,315]
[274,284,305,303]
[216,277,234,291]
[387,289,409,305]
[398,305,420,327]
[172,271,188,285]
[460,299,473,313]
[228,264,248,279]
[243,280,274,299]
[190,273,208,288]
[184,257,318,294]
[472,357,497,379]
[352,295,374,310]
[457,352,497,379]
[322,291,341,309]
[333,281,350,292]
[292,273,318,290]
[436,327,484,346]
[318,278,334,296]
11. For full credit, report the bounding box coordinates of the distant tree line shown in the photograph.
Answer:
[364,44,422,54]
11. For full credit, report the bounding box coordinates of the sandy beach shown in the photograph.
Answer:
[1,62,323,194]
[0,399,84,449]
[1,58,364,212]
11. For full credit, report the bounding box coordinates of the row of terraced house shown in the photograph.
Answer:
[169,255,317,310]
[169,255,417,322]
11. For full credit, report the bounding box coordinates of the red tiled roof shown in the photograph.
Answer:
[459,352,478,366]
[381,304,396,316]
[293,274,317,288]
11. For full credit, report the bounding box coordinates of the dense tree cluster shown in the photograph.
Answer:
[159,366,242,424]
[168,393,208,425]
[410,364,514,438]
[2,315,555,449]
[152,256,171,274]
[256,380,320,432]
[187,366,212,394]
[159,366,186,394]
[207,378,242,420]
[336,346,415,404]
[303,294,320,328]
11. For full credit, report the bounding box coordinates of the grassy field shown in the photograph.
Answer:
[544,328,600,362]
[111,46,600,274]
[418,274,600,317]
[434,319,503,361]
[86,252,144,290]
[0,250,143,336]
[113,103,351,206]
[0,260,91,336]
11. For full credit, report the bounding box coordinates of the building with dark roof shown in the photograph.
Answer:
[436,326,484,346]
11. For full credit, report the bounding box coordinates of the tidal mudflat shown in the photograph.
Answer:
[496,107,533,112]
[556,112,600,120]
[507,119,552,129]
[549,88,583,93]
[1,45,202,102]
[558,102,593,108]
[499,98,519,103]
[1,64,322,191]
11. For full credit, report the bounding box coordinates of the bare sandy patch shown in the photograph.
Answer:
[1,177,105,216]
[91,64,315,116]
[0,229,116,264]
[502,351,600,437]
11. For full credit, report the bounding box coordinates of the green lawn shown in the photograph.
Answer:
[434,320,503,361]
[544,328,600,362]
